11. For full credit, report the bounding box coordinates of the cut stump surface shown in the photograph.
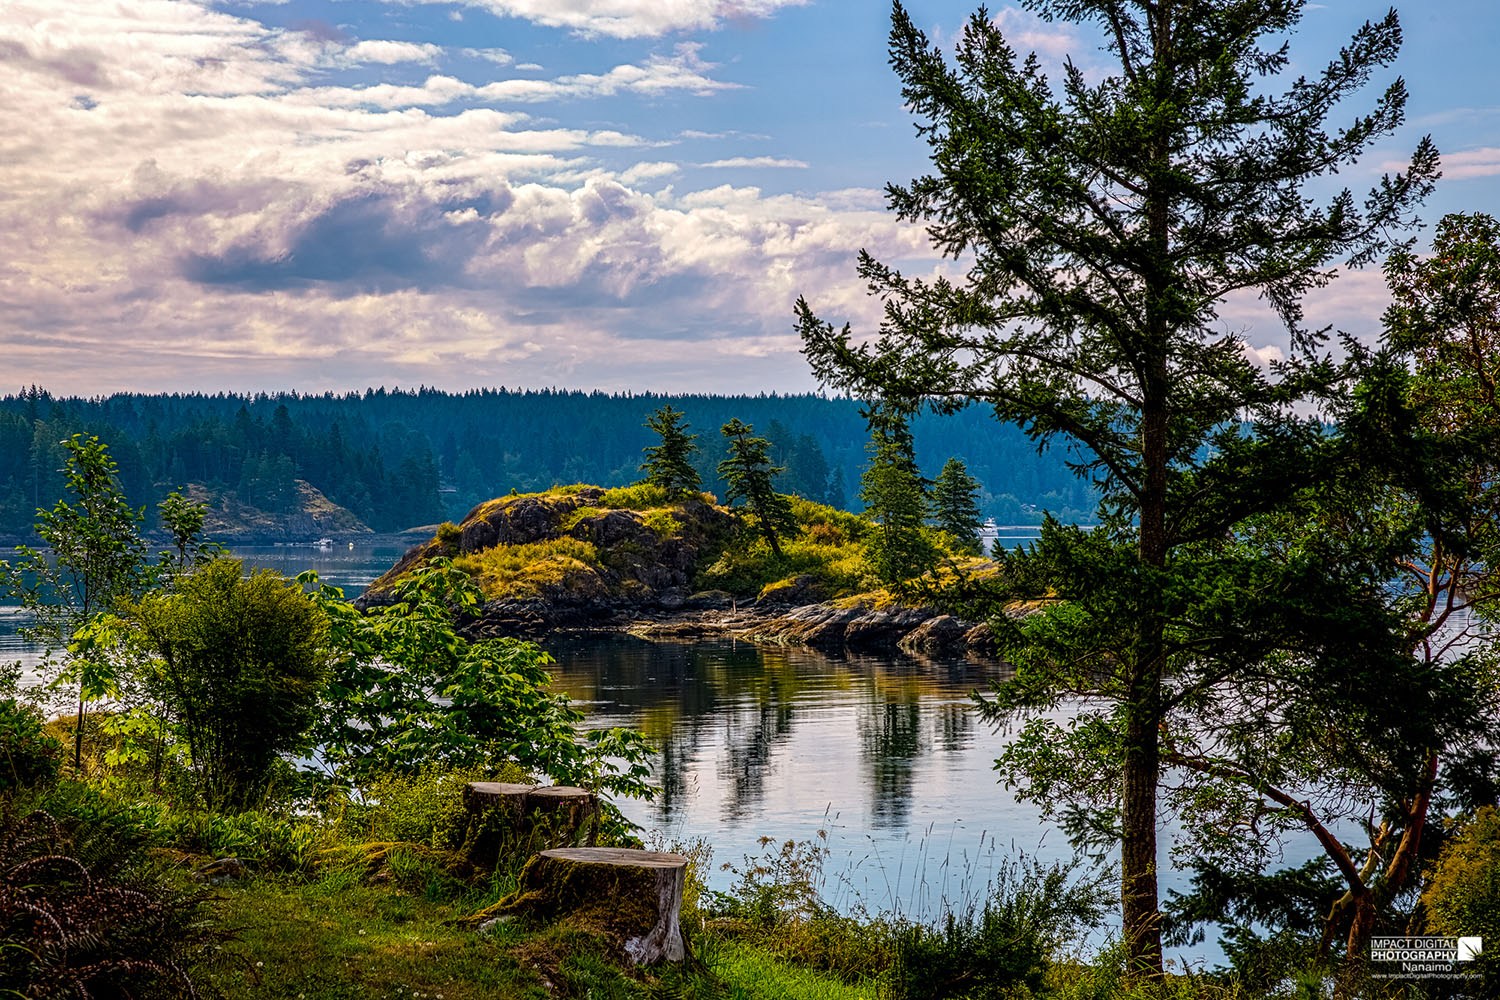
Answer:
[479,847,689,965]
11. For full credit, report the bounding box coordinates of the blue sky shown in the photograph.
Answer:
[3,0,1498,396]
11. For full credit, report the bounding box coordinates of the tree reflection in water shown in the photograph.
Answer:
[542,636,1006,834]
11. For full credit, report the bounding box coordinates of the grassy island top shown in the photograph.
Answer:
[370,482,991,609]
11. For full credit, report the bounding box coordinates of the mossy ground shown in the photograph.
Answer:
[210,877,545,999]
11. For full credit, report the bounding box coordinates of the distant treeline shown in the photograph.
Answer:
[0,385,1097,537]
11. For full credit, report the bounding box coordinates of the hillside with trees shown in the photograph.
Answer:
[0,388,1097,541]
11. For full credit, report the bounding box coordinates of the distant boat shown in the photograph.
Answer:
[314,537,333,549]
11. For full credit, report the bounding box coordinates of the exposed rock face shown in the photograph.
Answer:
[963,622,1000,658]
[460,491,600,552]
[844,606,936,648]
[898,615,970,657]
[632,601,999,659]
[736,604,865,649]
[188,480,372,543]
[367,490,735,621]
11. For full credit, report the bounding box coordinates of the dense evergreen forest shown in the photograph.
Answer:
[0,386,1096,539]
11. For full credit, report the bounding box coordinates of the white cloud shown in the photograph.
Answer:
[343,39,442,65]
[462,47,514,66]
[620,161,680,184]
[477,44,737,102]
[1410,147,1500,181]
[1241,342,1285,368]
[285,45,735,109]
[702,156,807,169]
[407,0,809,39]
[989,7,1081,62]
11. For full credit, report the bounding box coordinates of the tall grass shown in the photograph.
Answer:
[452,536,604,599]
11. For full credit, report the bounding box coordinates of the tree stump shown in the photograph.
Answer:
[462,782,601,867]
[474,848,689,964]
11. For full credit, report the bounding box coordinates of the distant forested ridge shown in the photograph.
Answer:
[0,386,1097,539]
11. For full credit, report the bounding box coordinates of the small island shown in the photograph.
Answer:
[364,480,1002,659]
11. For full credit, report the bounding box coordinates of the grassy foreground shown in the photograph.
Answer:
[9,762,1473,999]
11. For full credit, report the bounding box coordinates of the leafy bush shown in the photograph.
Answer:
[25,780,168,858]
[337,761,528,851]
[435,520,463,553]
[0,807,224,998]
[308,561,653,802]
[127,557,330,809]
[163,809,328,874]
[715,832,833,928]
[1424,806,1500,985]
[889,858,1107,1000]
[709,832,895,983]
[0,697,61,792]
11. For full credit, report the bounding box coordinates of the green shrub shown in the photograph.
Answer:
[706,832,895,984]
[1424,806,1500,986]
[0,697,61,792]
[715,832,833,929]
[600,482,670,509]
[129,557,330,809]
[435,520,463,553]
[340,762,527,851]
[163,808,328,873]
[26,779,168,859]
[889,858,1107,1000]
[642,507,684,538]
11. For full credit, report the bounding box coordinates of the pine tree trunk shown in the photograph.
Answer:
[1121,670,1163,976]
[1125,226,1171,974]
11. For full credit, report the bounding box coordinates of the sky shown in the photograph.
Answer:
[4,0,1500,397]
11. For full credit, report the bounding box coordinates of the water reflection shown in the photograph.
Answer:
[545,638,1011,828]
[542,635,1042,914]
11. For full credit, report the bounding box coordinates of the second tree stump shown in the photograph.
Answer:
[462,782,600,866]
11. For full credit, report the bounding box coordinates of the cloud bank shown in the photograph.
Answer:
[0,0,928,394]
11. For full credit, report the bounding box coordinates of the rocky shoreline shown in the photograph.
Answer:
[466,588,1001,660]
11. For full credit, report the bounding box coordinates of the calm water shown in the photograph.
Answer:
[542,635,1084,919]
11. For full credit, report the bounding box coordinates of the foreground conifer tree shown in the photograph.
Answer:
[797,0,1437,973]
[860,414,935,588]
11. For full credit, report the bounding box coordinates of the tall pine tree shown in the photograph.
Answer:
[717,419,797,559]
[930,458,984,556]
[796,0,1437,973]
[860,414,935,588]
[639,405,701,499]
